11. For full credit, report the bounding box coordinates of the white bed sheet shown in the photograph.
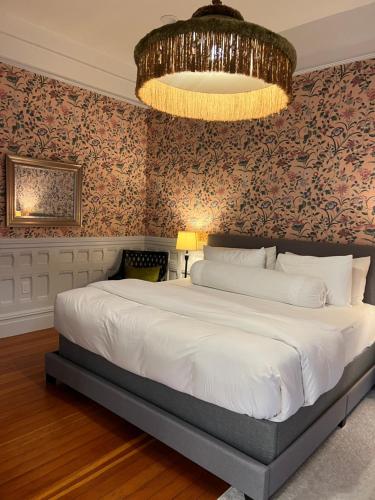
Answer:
[54,278,374,422]
[167,279,375,366]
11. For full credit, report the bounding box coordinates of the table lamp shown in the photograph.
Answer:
[176,231,200,278]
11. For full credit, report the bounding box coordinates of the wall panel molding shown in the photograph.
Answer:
[0,235,197,337]
[0,236,144,337]
[0,236,145,249]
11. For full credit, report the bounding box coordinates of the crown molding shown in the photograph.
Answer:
[1,9,373,107]
[0,52,143,108]
[0,10,145,107]
[3,43,373,97]
[294,52,375,76]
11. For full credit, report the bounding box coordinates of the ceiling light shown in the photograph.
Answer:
[134,0,297,121]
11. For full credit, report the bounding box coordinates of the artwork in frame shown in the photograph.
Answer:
[6,155,82,227]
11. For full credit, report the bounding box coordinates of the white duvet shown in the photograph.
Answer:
[54,279,350,422]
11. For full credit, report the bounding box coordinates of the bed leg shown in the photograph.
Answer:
[338,417,347,428]
[45,373,57,385]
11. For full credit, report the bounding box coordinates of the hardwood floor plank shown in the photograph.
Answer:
[0,329,228,499]
[82,445,177,499]
[35,435,153,499]
[54,440,157,499]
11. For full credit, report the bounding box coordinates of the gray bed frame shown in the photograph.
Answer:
[45,234,375,500]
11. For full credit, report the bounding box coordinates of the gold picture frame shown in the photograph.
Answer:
[6,155,82,227]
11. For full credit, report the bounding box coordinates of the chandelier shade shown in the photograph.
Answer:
[134,1,297,122]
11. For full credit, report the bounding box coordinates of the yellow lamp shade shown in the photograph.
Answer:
[176,231,200,251]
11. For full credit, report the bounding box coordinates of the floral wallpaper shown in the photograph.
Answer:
[0,61,148,237]
[1,58,374,244]
[146,58,375,245]
[15,165,74,217]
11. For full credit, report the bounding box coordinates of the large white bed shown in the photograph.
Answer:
[46,234,375,500]
[55,278,375,422]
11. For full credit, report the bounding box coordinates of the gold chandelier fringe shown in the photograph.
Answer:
[138,80,288,121]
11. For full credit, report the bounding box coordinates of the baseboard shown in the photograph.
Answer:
[0,306,54,338]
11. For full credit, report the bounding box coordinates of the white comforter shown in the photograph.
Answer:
[55,279,346,422]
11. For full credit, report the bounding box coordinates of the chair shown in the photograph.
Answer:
[108,249,169,282]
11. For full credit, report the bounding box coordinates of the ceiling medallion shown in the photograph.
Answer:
[134,0,297,122]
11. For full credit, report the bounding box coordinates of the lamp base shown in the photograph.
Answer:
[184,251,189,278]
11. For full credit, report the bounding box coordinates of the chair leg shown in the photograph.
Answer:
[45,373,57,385]
[338,417,347,428]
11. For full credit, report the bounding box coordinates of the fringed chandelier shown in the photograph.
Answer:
[134,0,297,122]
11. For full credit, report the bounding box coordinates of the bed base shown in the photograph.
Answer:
[45,352,374,500]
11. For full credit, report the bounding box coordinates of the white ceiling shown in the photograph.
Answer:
[0,0,374,105]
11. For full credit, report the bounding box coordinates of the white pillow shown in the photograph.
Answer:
[276,252,353,306]
[264,246,277,270]
[203,245,275,269]
[352,257,371,305]
[190,260,327,308]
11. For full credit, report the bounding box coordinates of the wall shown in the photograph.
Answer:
[0,61,148,238]
[0,233,185,337]
[0,236,144,337]
[146,58,375,245]
[1,58,374,336]
[2,59,373,245]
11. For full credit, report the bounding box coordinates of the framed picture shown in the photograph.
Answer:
[6,155,82,227]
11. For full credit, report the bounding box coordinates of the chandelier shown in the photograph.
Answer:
[134,0,297,122]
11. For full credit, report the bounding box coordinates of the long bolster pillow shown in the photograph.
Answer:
[190,260,327,308]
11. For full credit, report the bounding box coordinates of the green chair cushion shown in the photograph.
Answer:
[124,265,161,282]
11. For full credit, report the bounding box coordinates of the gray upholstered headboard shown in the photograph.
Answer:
[208,234,375,306]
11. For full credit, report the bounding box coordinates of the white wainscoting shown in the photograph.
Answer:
[0,235,202,338]
[0,236,144,337]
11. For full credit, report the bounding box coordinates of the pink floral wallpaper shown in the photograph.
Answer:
[1,59,374,244]
[0,61,148,237]
[146,58,375,245]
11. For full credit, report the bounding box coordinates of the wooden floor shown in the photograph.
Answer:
[0,329,228,499]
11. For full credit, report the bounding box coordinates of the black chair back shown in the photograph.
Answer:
[109,250,169,282]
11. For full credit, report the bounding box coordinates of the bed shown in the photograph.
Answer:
[45,235,375,500]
